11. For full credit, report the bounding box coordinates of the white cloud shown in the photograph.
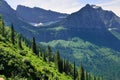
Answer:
[18,0,83,14]
[97,0,120,16]
[5,0,120,16]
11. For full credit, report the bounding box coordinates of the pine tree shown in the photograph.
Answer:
[87,73,90,80]
[42,52,46,61]
[92,75,95,80]
[74,61,76,80]
[47,45,52,63]
[32,37,37,54]
[60,59,64,73]
[99,76,103,80]
[2,20,5,37]
[18,35,22,49]
[63,59,65,72]
[84,71,87,80]
[64,60,71,75]
[11,24,15,45]
[55,50,60,72]
[79,64,85,80]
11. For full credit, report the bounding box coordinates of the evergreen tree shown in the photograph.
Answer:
[63,59,65,72]
[92,75,95,80]
[73,61,76,80]
[64,59,69,74]
[55,50,60,72]
[42,52,46,61]
[87,73,90,80]
[94,76,96,80]
[99,76,103,80]
[18,35,22,49]
[79,64,84,80]
[96,77,98,80]
[47,45,52,63]
[2,20,5,37]
[32,37,37,54]
[11,24,15,45]
[84,71,87,80]
[59,59,64,73]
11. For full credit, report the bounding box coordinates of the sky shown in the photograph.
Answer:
[5,0,120,16]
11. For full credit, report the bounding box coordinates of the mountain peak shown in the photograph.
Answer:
[84,4,102,10]
[61,4,120,29]
[0,0,15,14]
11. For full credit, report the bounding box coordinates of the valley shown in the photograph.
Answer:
[0,0,120,80]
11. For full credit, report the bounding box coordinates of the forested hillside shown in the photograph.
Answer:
[0,16,102,80]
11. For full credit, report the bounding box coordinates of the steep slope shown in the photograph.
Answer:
[38,4,120,80]
[0,0,68,40]
[34,4,120,51]
[22,4,120,50]
[41,37,120,80]
[57,4,120,51]
[0,0,43,41]
[1,1,120,80]
[0,17,72,80]
[61,4,120,28]
[16,5,68,24]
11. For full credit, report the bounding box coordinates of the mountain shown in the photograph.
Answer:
[16,5,68,24]
[0,16,101,80]
[56,4,120,51]
[1,1,120,79]
[35,4,120,51]
[0,0,36,40]
[0,0,68,39]
[61,4,120,29]
[38,4,120,80]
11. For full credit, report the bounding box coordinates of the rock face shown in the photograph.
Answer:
[1,1,120,51]
[0,0,68,39]
[61,4,120,29]
[16,5,68,23]
[0,0,35,39]
[0,0,15,14]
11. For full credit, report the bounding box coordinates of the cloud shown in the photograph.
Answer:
[17,0,83,13]
[5,0,120,16]
[97,0,120,16]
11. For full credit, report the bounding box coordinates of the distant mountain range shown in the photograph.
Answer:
[16,5,68,24]
[0,0,68,39]
[1,0,120,80]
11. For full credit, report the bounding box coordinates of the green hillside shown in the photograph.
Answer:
[0,16,102,80]
[41,37,120,80]
[0,16,73,80]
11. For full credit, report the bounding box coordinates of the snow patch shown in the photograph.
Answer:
[91,5,100,9]
[108,28,118,31]
[30,21,58,27]
[30,23,44,27]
